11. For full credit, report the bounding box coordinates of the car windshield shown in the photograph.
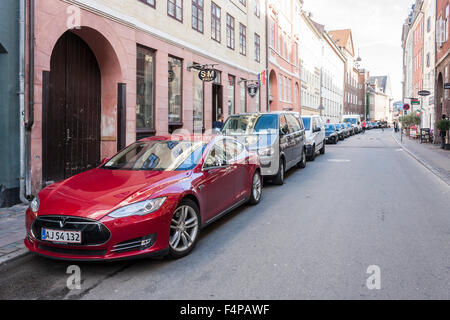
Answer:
[103,140,206,171]
[344,118,357,125]
[325,124,335,130]
[302,117,311,130]
[222,114,278,134]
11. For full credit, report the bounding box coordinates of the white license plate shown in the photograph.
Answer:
[41,228,82,244]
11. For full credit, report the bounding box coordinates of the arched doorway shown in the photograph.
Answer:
[43,31,101,183]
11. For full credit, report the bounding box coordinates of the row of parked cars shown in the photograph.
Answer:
[324,122,362,144]
[25,112,359,261]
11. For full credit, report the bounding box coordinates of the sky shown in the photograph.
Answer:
[303,0,414,102]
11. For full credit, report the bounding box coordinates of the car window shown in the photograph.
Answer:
[222,114,278,134]
[302,117,311,130]
[204,140,228,168]
[279,115,288,134]
[285,114,300,133]
[103,141,206,171]
[224,139,245,161]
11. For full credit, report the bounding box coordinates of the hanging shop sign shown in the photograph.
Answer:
[444,83,450,90]
[248,84,259,97]
[198,69,217,82]
[418,90,431,96]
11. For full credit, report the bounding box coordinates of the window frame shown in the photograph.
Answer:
[254,32,261,62]
[167,0,183,23]
[168,55,184,126]
[239,23,247,56]
[211,2,221,43]
[191,0,204,33]
[139,0,156,8]
[136,45,156,139]
[226,13,235,50]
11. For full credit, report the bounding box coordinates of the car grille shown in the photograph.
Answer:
[32,216,111,246]
[38,244,107,256]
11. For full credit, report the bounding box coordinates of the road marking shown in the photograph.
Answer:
[327,159,351,162]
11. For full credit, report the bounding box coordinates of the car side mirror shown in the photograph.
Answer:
[280,125,288,136]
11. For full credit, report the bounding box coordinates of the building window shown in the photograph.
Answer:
[269,19,275,48]
[254,33,260,62]
[211,2,221,43]
[136,45,155,137]
[254,0,260,18]
[226,14,235,49]
[193,67,204,133]
[192,0,203,33]
[240,79,247,113]
[139,0,156,8]
[228,75,235,115]
[239,23,247,56]
[168,56,183,124]
[239,0,246,6]
[168,0,183,22]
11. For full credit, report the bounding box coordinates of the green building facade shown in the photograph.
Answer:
[0,0,20,207]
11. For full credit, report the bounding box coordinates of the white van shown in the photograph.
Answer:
[298,115,326,161]
[343,115,362,133]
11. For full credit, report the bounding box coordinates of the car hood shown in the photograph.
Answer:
[37,168,189,220]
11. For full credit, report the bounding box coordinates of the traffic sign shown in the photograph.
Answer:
[403,104,410,111]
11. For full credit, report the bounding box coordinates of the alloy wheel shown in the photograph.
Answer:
[252,172,262,202]
[170,205,199,253]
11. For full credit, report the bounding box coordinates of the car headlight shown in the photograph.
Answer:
[108,197,167,218]
[30,196,40,213]
[257,147,273,157]
[306,138,314,145]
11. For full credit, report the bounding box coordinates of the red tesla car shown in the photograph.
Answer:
[25,135,262,260]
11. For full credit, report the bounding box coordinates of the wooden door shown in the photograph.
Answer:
[43,31,101,184]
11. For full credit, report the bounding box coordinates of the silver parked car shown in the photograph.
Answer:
[222,112,307,185]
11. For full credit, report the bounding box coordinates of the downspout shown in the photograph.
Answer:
[25,0,35,198]
[265,0,270,112]
[19,0,28,204]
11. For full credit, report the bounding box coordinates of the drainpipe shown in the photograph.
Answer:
[19,0,28,204]
[265,0,270,112]
[25,0,35,198]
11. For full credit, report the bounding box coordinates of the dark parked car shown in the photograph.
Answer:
[325,124,339,144]
[334,123,345,140]
[345,123,355,136]
[222,112,307,185]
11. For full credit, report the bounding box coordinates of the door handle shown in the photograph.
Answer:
[66,128,72,143]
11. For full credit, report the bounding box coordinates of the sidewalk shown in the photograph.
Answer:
[0,204,28,264]
[393,130,450,186]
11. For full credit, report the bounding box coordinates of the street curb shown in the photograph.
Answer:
[392,132,450,187]
[0,246,30,266]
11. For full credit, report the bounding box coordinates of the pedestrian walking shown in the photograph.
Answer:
[362,121,366,134]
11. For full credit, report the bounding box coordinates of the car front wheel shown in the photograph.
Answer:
[272,159,285,185]
[297,148,307,169]
[249,171,262,205]
[167,199,201,259]
[320,140,326,154]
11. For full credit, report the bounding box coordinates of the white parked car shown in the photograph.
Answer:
[298,115,326,161]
